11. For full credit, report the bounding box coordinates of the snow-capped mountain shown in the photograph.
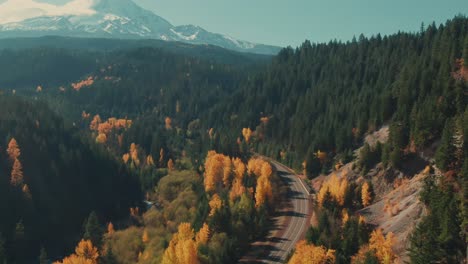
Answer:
[0,0,280,55]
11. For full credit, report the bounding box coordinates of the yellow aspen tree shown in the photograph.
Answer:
[261,162,273,178]
[10,158,24,187]
[22,184,32,199]
[81,111,90,119]
[316,150,327,165]
[242,128,253,143]
[50,239,100,264]
[130,143,140,166]
[142,229,149,243]
[165,117,172,130]
[229,178,246,202]
[107,222,115,235]
[89,115,101,131]
[361,182,372,207]
[342,210,349,227]
[255,175,272,207]
[288,240,335,264]
[369,229,395,263]
[247,158,263,177]
[204,151,224,192]
[168,159,175,171]
[7,138,20,161]
[209,194,222,216]
[195,223,210,245]
[162,223,199,264]
[95,133,107,144]
[146,155,155,166]
[232,158,246,180]
[317,185,329,207]
[97,122,112,135]
[122,153,130,164]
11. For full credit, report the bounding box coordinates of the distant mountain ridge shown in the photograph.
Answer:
[0,0,281,55]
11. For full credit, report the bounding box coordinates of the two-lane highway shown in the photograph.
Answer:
[240,159,311,263]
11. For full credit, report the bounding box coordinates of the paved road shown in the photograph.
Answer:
[240,160,311,263]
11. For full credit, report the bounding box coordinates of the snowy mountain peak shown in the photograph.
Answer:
[0,0,280,55]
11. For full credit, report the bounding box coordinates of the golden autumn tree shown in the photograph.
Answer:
[107,222,115,235]
[369,229,395,263]
[22,184,32,199]
[146,155,155,166]
[209,194,222,216]
[232,158,246,180]
[161,223,199,264]
[165,117,172,130]
[10,158,24,187]
[54,239,99,264]
[89,115,101,131]
[288,240,335,264]
[317,174,348,207]
[195,223,210,245]
[242,128,253,143]
[95,133,107,144]
[204,151,225,192]
[341,209,349,227]
[7,138,20,161]
[229,178,246,202]
[129,143,140,167]
[361,182,372,207]
[168,159,175,171]
[122,153,130,164]
[255,174,273,207]
[142,229,149,243]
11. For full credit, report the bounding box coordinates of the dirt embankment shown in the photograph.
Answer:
[310,125,431,262]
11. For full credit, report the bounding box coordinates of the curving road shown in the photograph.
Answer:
[239,159,311,263]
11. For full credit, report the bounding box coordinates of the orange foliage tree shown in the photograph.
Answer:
[54,239,99,264]
[195,223,210,245]
[242,128,253,143]
[352,229,395,263]
[161,223,199,264]
[89,115,101,131]
[204,151,227,192]
[142,229,149,243]
[95,133,107,144]
[288,240,335,264]
[107,222,115,235]
[361,182,372,207]
[165,117,172,130]
[10,158,24,187]
[7,138,20,161]
[209,194,223,216]
[168,159,175,171]
[317,174,348,207]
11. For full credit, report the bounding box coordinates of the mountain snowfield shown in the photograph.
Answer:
[0,0,280,54]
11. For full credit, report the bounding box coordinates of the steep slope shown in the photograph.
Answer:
[0,0,281,54]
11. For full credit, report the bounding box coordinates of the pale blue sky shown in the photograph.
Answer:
[3,0,468,47]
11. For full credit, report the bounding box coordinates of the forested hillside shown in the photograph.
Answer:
[207,17,468,175]
[0,16,466,264]
[0,97,141,263]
